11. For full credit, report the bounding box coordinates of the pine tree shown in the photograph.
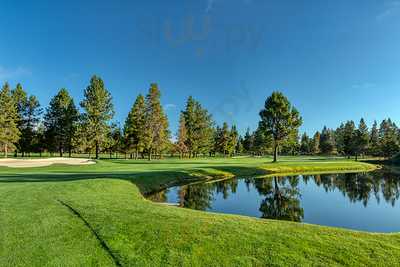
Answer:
[19,95,42,156]
[80,76,114,159]
[300,133,311,155]
[143,83,169,160]
[379,119,400,158]
[44,89,79,157]
[11,83,27,155]
[369,120,380,156]
[236,136,244,155]
[253,126,272,156]
[182,96,214,157]
[216,122,231,156]
[242,128,253,153]
[352,118,369,160]
[124,94,146,159]
[0,83,20,157]
[311,132,321,155]
[320,126,336,154]
[259,91,302,162]
[176,112,188,158]
[228,125,239,156]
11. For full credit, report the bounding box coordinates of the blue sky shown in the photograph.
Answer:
[1,0,400,136]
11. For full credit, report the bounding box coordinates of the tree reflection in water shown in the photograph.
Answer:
[254,176,304,222]
[149,171,400,223]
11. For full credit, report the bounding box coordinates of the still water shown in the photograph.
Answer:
[148,171,400,232]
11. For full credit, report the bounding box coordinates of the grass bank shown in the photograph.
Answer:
[2,157,399,266]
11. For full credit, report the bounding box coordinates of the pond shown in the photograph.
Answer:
[147,171,400,232]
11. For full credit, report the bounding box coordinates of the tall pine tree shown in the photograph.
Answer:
[80,76,114,159]
[0,83,20,157]
[259,91,302,162]
[143,84,169,160]
[44,89,79,157]
[124,94,146,159]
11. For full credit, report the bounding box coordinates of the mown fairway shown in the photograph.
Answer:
[1,157,400,266]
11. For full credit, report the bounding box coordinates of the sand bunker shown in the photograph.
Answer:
[0,157,96,168]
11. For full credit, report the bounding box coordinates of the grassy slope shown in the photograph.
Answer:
[2,157,400,266]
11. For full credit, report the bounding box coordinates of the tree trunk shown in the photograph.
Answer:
[95,142,99,159]
[148,149,152,161]
[4,144,8,158]
[273,142,278,163]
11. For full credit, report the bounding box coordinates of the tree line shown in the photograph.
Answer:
[0,78,399,161]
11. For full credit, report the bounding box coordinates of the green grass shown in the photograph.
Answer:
[2,156,400,266]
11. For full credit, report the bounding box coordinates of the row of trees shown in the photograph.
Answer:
[298,119,400,159]
[242,117,400,160]
[1,78,399,161]
[0,77,240,160]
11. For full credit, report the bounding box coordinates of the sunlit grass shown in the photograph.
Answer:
[1,156,398,266]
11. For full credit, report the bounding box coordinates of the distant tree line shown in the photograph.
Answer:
[0,78,399,161]
[243,117,400,160]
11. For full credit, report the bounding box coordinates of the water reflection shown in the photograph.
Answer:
[148,171,400,231]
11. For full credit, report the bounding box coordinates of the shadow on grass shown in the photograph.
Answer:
[0,165,271,194]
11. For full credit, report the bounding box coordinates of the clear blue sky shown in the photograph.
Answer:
[1,0,399,136]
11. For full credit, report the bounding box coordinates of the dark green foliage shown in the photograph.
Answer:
[44,88,79,157]
[259,91,302,162]
[11,84,42,156]
[124,94,146,159]
[300,133,312,155]
[320,126,336,154]
[182,96,214,157]
[143,83,169,160]
[175,113,188,158]
[0,83,20,157]
[335,121,355,157]
[352,119,369,160]
[379,119,399,158]
[80,76,114,159]
[242,128,253,153]
[369,121,380,156]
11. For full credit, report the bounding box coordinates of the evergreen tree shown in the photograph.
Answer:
[80,76,114,159]
[176,112,188,158]
[215,122,231,156]
[300,133,311,155]
[281,129,300,155]
[124,94,146,159]
[0,83,20,157]
[11,83,27,155]
[320,126,336,154]
[369,120,380,156]
[311,131,321,155]
[182,96,214,157]
[242,128,253,153]
[33,122,46,157]
[236,136,244,155]
[253,126,272,156]
[44,89,79,157]
[19,95,42,156]
[143,83,169,160]
[352,118,369,160]
[379,119,400,158]
[259,91,302,162]
[228,125,239,156]
[104,124,123,158]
